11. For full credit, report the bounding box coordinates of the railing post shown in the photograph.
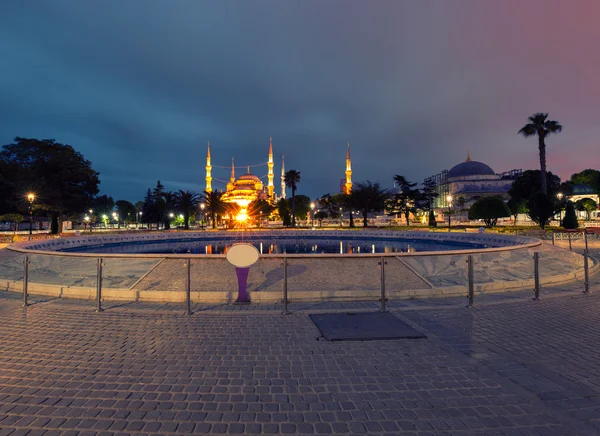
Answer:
[568,232,572,251]
[552,233,555,245]
[185,258,192,315]
[96,258,103,312]
[584,231,589,251]
[282,258,290,315]
[467,255,474,308]
[583,249,590,295]
[22,255,30,307]
[533,252,540,300]
[379,257,387,312]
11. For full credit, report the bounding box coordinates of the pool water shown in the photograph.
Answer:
[58,235,487,255]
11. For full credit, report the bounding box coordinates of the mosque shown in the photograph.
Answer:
[204,138,353,218]
[425,152,522,210]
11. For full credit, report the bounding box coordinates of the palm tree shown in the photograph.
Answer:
[284,170,301,227]
[202,190,226,229]
[174,190,201,230]
[518,113,562,195]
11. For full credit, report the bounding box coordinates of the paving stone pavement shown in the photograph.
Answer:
[2,282,600,435]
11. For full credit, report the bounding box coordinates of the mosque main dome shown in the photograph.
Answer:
[447,155,495,179]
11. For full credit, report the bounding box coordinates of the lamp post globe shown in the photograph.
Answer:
[557,192,564,224]
[446,195,453,230]
[27,193,35,239]
[200,203,205,230]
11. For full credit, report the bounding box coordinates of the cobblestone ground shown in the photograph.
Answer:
[0,250,598,435]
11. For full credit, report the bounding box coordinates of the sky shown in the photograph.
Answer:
[1,0,599,202]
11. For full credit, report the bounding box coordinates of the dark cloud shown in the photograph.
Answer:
[1,0,598,202]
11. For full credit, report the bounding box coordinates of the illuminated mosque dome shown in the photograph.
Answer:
[447,153,495,179]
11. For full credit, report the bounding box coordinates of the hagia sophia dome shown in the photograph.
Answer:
[447,155,495,179]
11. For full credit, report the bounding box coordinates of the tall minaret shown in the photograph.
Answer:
[205,141,212,193]
[280,155,286,199]
[230,157,235,182]
[267,137,274,199]
[344,142,352,194]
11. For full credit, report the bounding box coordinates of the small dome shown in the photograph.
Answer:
[238,173,261,182]
[448,160,495,178]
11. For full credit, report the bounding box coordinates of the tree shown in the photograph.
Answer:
[419,179,439,212]
[527,193,555,229]
[247,199,274,225]
[388,175,419,225]
[468,196,511,228]
[571,169,600,194]
[332,193,355,227]
[276,198,292,227]
[174,190,201,230]
[562,201,579,229]
[0,214,23,234]
[428,209,437,227]
[317,193,340,219]
[509,170,561,203]
[575,198,597,220]
[314,210,327,227]
[203,190,226,229]
[91,195,115,220]
[518,113,562,195]
[351,181,390,227]
[293,195,311,221]
[507,197,528,225]
[160,191,176,230]
[0,138,100,233]
[284,170,301,227]
[115,200,136,224]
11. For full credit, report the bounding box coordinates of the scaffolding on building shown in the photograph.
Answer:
[424,170,449,208]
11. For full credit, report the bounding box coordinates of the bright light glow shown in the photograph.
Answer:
[310,202,315,210]
[200,203,205,210]
[102,214,107,219]
[557,192,564,200]
[179,214,184,219]
[89,209,93,214]
[112,212,117,218]
[84,216,90,222]
[27,193,35,202]
[236,209,248,222]
[446,195,453,203]
[169,213,174,218]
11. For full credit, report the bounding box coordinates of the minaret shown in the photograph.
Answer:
[280,155,286,199]
[466,149,472,162]
[205,141,212,193]
[267,137,274,199]
[344,142,352,194]
[230,157,235,182]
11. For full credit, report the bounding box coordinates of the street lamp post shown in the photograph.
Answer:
[557,192,564,225]
[339,207,343,227]
[200,204,205,230]
[89,209,93,232]
[27,193,35,240]
[310,202,315,227]
[112,212,119,229]
[446,195,453,231]
[84,215,90,232]
[138,210,143,229]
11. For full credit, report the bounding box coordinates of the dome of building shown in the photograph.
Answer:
[448,153,495,179]
[238,173,261,183]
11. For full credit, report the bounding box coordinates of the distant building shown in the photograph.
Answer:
[568,184,599,220]
[425,151,522,210]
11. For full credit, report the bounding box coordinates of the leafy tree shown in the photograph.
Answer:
[203,190,226,229]
[0,138,100,233]
[276,198,291,227]
[468,196,511,228]
[351,181,390,227]
[91,195,115,220]
[0,214,24,234]
[293,195,311,221]
[332,193,355,227]
[174,190,201,230]
[284,170,301,227]
[428,209,437,227]
[518,113,562,195]
[247,199,275,226]
[575,198,597,220]
[314,210,327,227]
[571,169,600,194]
[526,193,555,229]
[160,191,176,230]
[419,179,439,211]
[141,189,157,228]
[509,170,561,203]
[388,175,419,225]
[115,200,136,224]
[507,197,528,225]
[562,201,579,229]
[317,193,340,219]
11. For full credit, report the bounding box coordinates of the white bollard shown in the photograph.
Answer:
[260,242,263,254]
[372,244,375,253]
[340,241,343,254]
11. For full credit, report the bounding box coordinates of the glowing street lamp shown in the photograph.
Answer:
[557,192,564,224]
[88,209,93,232]
[112,212,119,229]
[200,203,206,230]
[27,193,35,240]
[446,195,453,230]
[84,215,90,232]
[310,202,315,227]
